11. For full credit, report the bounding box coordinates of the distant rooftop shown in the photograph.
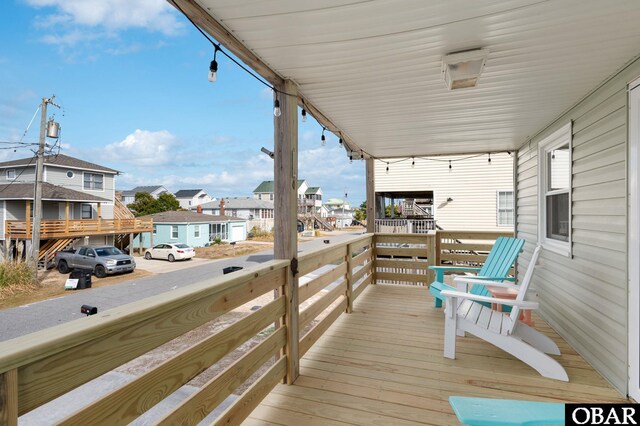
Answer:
[198,197,274,210]
[123,185,167,196]
[174,189,205,198]
[140,210,244,223]
[253,180,306,193]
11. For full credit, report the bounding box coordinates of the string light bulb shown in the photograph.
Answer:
[349,155,353,164]
[208,46,219,83]
[386,162,389,174]
[301,108,307,123]
[411,157,415,168]
[321,128,326,146]
[361,150,364,160]
[449,160,452,170]
[338,138,343,145]
[488,153,491,164]
[273,98,281,117]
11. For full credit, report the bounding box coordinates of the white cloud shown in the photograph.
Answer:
[25,0,183,36]
[104,129,177,167]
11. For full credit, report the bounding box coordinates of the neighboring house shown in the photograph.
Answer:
[135,210,247,248]
[174,189,212,209]
[324,198,354,228]
[0,154,151,259]
[253,180,324,216]
[121,185,169,205]
[195,197,274,232]
[374,152,513,232]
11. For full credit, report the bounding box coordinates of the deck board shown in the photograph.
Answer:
[246,284,626,425]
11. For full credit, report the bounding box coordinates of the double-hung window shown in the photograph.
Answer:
[171,225,179,239]
[84,173,104,190]
[81,204,93,219]
[538,122,572,256]
[194,225,200,238]
[496,191,514,227]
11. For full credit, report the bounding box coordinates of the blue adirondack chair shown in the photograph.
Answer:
[429,236,524,308]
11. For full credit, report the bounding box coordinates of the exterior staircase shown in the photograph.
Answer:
[38,238,77,269]
[312,215,334,231]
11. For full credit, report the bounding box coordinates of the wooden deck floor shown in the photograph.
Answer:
[246,284,626,425]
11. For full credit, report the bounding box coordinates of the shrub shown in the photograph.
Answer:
[0,261,36,298]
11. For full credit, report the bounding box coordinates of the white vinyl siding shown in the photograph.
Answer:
[515,57,640,394]
[375,153,513,231]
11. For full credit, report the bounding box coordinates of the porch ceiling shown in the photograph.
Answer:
[186,0,640,157]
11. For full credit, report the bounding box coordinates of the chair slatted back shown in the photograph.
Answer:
[469,237,525,298]
[506,245,542,334]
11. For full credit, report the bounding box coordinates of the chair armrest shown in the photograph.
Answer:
[428,266,481,282]
[441,289,539,310]
[453,277,519,290]
[473,276,516,282]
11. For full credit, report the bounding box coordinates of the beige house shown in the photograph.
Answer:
[375,152,513,231]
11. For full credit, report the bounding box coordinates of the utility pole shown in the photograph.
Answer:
[31,96,59,276]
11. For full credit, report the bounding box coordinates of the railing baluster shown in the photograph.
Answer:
[0,369,18,426]
[346,244,353,313]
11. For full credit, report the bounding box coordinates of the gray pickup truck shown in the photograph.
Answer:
[55,245,136,278]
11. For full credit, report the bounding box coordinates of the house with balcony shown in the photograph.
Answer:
[374,152,514,233]
[0,154,152,263]
[4,2,640,424]
[253,179,325,217]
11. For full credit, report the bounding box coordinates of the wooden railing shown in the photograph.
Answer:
[374,230,513,286]
[374,218,436,233]
[5,218,154,239]
[0,233,374,425]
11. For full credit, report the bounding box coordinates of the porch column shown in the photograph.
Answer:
[65,202,70,233]
[25,201,31,239]
[366,158,375,233]
[274,79,299,384]
[97,203,102,232]
[390,197,395,218]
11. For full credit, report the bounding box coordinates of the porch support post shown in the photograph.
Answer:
[0,368,18,426]
[274,79,299,385]
[25,200,31,239]
[129,233,134,255]
[365,158,377,285]
[97,203,102,232]
[65,202,70,233]
[365,158,375,233]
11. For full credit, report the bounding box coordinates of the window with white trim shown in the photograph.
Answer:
[6,169,15,180]
[538,122,572,255]
[194,225,200,238]
[84,173,104,190]
[496,191,514,226]
[171,225,179,239]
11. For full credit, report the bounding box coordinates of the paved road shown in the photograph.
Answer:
[0,231,363,342]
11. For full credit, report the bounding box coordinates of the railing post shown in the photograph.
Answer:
[371,234,377,285]
[0,369,18,426]
[427,230,437,283]
[435,229,442,266]
[346,244,353,313]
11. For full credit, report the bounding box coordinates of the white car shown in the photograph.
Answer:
[144,243,195,262]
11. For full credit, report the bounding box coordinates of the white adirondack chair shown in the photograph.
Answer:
[441,245,569,381]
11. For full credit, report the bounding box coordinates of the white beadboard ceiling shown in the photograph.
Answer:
[192,0,640,157]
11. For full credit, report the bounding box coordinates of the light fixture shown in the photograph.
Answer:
[260,147,274,159]
[441,48,488,90]
[360,150,364,160]
[321,128,326,146]
[411,157,415,168]
[338,138,343,145]
[349,155,353,164]
[386,162,389,174]
[301,108,307,122]
[446,197,454,202]
[208,46,219,83]
[273,98,281,117]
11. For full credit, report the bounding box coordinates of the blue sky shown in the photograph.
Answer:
[0,0,365,203]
